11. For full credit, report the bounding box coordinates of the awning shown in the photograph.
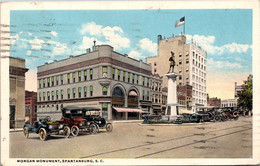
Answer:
[113,107,143,113]
[129,91,138,96]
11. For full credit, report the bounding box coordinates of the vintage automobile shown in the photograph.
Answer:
[23,116,70,141]
[82,107,113,132]
[175,113,210,124]
[61,106,99,137]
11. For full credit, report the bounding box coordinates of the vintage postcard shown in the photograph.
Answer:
[0,1,259,165]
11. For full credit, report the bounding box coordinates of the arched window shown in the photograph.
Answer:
[103,87,108,95]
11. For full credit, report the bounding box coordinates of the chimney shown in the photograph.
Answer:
[86,48,91,53]
[92,40,96,51]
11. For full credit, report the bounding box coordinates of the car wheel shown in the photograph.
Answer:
[89,124,97,135]
[23,127,29,138]
[93,124,99,134]
[39,128,48,141]
[63,126,70,138]
[214,116,221,122]
[71,125,79,137]
[106,123,113,132]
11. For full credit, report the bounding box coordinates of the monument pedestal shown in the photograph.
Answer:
[164,72,179,121]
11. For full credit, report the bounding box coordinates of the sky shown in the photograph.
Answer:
[9,9,252,100]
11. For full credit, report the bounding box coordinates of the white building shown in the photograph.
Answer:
[147,35,207,112]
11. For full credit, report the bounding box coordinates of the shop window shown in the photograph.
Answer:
[103,87,108,95]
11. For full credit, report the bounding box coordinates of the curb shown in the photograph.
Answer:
[138,122,211,126]
[112,120,143,124]
[10,128,23,132]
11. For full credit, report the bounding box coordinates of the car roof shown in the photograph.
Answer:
[62,106,100,112]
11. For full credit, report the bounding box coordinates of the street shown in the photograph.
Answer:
[10,117,252,158]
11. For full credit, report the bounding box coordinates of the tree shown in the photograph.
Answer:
[237,76,252,111]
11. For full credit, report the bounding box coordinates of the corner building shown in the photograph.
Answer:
[147,35,207,112]
[37,45,152,120]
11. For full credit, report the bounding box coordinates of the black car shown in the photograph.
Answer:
[23,116,70,141]
[82,107,113,132]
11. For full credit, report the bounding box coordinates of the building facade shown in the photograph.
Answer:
[221,99,237,108]
[147,35,207,112]
[25,91,37,125]
[207,94,221,107]
[37,45,152,121]
[151,74,165,115]
[9,57,28,128]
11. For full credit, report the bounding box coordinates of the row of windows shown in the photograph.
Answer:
[38,86,108,102]
[178,67,189,73]
[192,82,206,91]
[192,90,207,98]
[192,98,207,105]
[152,82,162,92]
[112,68,150,87]
[192,68,206,78]
[221,103,237,107]
[192,75,206,85]
[192,59,206,70]
[192,52,206,64]
[142,90,150,101]
[152,94,162,104]
[39,69,94,88]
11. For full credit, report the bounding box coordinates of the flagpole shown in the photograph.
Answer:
[183,16,185,35]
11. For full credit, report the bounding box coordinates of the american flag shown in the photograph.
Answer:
[175,17,185,28]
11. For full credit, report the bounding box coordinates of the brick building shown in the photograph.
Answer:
[25,91,37,125]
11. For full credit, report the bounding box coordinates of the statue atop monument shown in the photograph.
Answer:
[168,51,175,73]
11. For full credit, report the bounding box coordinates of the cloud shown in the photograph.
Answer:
[128,50,144,60]
[50,31,58,37]
[207,58,242,69]
[27,50,32,56]
[138,38,157,56]
[186,34,251,55]
[80,22,102,36]
[29,37,44,50]
[47,40,70,56]
[79,22,130,51]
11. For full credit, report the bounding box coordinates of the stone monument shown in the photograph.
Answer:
[165,52,179,120]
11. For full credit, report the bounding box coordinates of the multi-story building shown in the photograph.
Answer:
[9,57,28,128]
[25,91,37,125]
[207,94,221,107]
[235,74,253,99]
[151,73,164,115]
[221,99,237,108]
[147,35,207,112]
[37,44,152,121]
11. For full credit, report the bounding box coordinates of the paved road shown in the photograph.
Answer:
[10,117,252,158]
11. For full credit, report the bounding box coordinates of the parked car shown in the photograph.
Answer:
[61,106,98,137]
[82,107,113,132]
[23,116,70,141]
